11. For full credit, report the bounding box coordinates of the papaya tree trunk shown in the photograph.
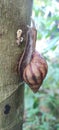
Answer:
[0,0,33,130]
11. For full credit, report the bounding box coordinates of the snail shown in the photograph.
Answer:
[17,19,48,93]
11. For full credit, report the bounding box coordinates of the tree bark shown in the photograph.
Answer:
[0,0,33,130]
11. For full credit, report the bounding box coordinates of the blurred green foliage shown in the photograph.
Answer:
[23,0,59,130]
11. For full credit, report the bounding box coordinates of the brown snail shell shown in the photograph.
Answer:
[23,51,48,93]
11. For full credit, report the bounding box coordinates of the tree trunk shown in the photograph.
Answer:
[0,0,33,130]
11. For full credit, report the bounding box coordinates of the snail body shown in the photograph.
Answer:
[18,19,48,93]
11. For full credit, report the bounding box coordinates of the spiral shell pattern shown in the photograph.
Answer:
[23,51,48,93]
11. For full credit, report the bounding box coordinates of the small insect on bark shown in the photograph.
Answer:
[16,29,23,46]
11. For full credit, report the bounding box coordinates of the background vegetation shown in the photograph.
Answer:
[23,0,59,129]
